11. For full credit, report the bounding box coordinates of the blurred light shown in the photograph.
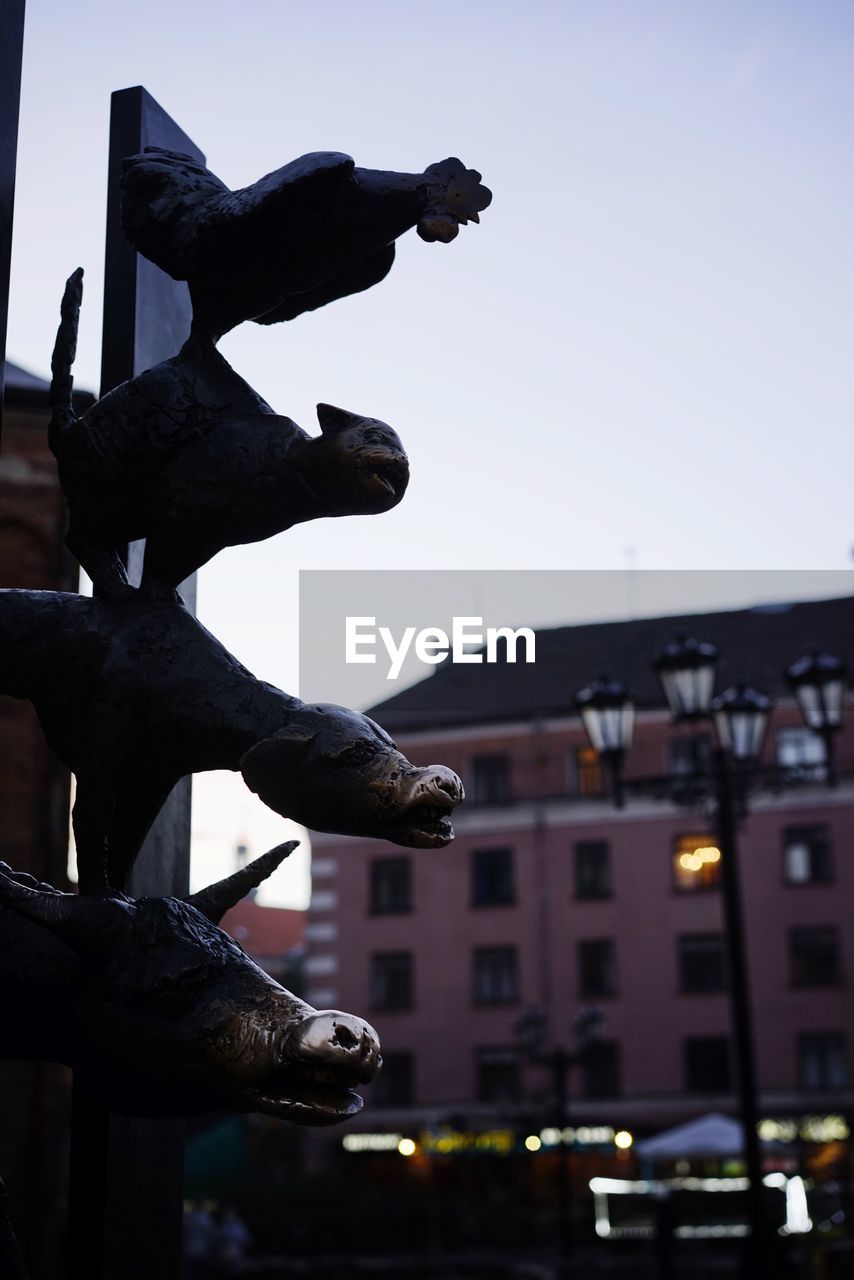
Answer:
[800,1114,850,1143]
[342,1132,402,1152]
[398,1138,417,1157]
[525,1135,542,1152]
[785,1175,812,1234]
[697,845,720,863]
[577,1125,615,1145]
[679,852,702,871]
[614,1130,633,1150]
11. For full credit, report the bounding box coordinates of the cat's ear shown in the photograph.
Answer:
[316,403,364,435]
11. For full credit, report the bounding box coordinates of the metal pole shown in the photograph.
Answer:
[67,86,204,1280]
[0,0,25,442]
[822,728,837,788]
[714,749,767,1279]
[0,1177,30,1280]
[552,1048,573,1268]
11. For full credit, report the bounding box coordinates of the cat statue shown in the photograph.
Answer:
[48,269,409,596]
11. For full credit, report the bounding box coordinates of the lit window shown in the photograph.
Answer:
[782,825,833,886]
[672,833,721,892]
[573,746,603,797]
[777,727,827,781]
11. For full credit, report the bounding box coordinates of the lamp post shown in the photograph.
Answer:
[785,651,847,786]
[575,675,634,807]
[576,637,846,1280]
[515,1006,604,1269]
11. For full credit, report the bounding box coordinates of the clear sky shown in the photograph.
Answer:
[8,1,854,904]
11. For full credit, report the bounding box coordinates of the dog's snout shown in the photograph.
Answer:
[426,766,464,806]
[296,1011,381,1083]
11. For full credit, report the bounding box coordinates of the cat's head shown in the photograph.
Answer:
[310,403,409,514]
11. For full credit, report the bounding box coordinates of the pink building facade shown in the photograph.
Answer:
[305,597,854,1141]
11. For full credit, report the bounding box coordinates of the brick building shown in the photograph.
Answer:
[306,596,854,1160]
[0,362,93,1277]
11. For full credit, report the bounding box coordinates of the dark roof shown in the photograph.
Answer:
[368,595,854,733]
[5,361,49,391]
[3,359,95,410]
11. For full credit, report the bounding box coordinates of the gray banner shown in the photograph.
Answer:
[299,569,854,710]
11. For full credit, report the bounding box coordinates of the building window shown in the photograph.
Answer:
[475,1046,521,1103]
[798,1032,848,1091]
[372,1050,415,1105]
[782,825,833,886]
[777,727,827,781]
[678,934,726,993]
[790,927,841,988]
[370,952,413,1011]
[574,840,612,900]
[684,1036,731,1093]
[471,753,511,805]
[580,1040,621,1098]
[572,746,603,797]
[672,833,721,892]
[473,946,519,1005]
[578,939,617,998]
[472,847,515,907]
[370,856,412,914]
[669,733,712,777]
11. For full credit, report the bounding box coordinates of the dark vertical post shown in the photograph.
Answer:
[0,0,25,442]
[715,750,767,1280]
[552,1049,572,1268]
[0,1178,29,1280]
[68,87,204,1280]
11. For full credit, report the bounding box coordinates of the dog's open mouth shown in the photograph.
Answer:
[392,801,456,848]
[243,1060,372,1125]
[359,452,410,505]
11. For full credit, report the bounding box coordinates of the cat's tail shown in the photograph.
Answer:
[48,267,84,455]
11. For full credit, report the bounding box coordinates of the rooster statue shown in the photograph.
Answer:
[121,148,491,339]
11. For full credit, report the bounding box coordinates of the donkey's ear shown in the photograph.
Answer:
[239,725,317,802]
[316,403,364,435]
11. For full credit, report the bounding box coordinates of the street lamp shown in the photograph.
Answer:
[711,683,771,762]
[653,634,718,721]
[785,651,848,785]
[514,1007,604,1265]
[576,634,846,1279]
[652,640,769,1278]
[575,675,634,807]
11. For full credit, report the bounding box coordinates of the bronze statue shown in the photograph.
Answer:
[49,270,410,597]
[0,848,380,1122]
[0,590,463,890]
[121,148,492,338]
